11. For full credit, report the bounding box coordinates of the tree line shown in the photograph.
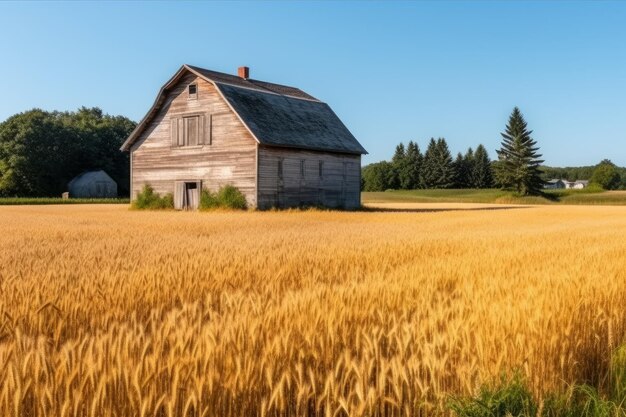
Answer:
[362,138,494,192]
[1,105,624,198]
[0,107,135,197]
[362,107,544,193]
[542,162,626,189]
[363,107,626,194]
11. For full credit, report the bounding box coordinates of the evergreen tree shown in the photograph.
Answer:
[494,107,545,195]
[453,152,466,188]
[422,138,455,188]
[472,144,494,188]
[420,138,438,188]
[463,147,475,188]
[403,141,422,189]
[390,143,405,189]
[434,138,456,189]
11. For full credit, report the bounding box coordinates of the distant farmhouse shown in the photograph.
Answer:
[544,179,589,190]
[566,180,589,189]
[121,65,367,210]
[68,170,117,198]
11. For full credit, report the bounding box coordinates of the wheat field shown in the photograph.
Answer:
[0,203,625,417]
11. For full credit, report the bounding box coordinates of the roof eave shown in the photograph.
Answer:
[260,143,367,156]
[121,65,203,152]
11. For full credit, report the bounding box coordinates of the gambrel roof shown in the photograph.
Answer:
[120,64,367,155]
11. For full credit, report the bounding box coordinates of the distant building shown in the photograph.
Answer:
[544,179,566,189]
[562,180,590,189]
[68,170,118,198]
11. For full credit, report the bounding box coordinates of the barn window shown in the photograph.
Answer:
[183,115,199,146]
[300,160,305,178]
[318,161,324,178]
[278,159,283,179]
[171,114,207,147]
[188,84,197,99]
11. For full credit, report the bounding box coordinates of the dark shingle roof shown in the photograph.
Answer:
[217,83,366,155]
[187,65,319,101]
[121,65,366,155]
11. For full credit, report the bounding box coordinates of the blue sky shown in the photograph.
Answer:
[1,1,625,166]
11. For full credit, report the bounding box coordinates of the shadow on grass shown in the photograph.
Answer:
[360,206,531,214]
[540,191,561,202]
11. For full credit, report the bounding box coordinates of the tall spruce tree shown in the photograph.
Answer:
[494,107,544,195]
[435,138,456,188]
[420,138,438,188]
[472,144,494,188]
[463,147,475,188]
[390,143,406,189]
[453,152,467,188]
[404,141,422,189]
[422,138,455,188]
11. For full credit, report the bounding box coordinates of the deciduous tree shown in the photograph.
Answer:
[591,159,621,190]
[0,107,135,197]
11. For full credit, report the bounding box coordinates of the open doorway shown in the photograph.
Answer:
[175,181,201,210]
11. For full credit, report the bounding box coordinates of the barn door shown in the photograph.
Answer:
[185,182,200,210]
[174,182,185,210]
[175,181,200,210]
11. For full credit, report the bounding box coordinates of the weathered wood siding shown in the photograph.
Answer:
[130,73,258,206]
[257,146,361,210]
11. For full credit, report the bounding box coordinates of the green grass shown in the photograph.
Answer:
[449,345,626,417]
[362,189,626,206]
[449,379,626,417]
[0,197,129,205]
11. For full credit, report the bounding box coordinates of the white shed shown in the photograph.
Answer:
[572,180,589,189]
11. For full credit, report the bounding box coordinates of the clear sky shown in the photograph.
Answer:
[1,1,624,166]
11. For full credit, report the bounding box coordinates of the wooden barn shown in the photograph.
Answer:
[120,64,367,210]
[68,170,118,198]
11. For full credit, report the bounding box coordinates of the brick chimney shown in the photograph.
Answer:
[238,66,249,79]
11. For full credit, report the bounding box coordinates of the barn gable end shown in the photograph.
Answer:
[129,72,258,205]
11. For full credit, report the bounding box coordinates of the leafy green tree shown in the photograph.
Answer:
[540,165,597,182]
[590,159,621,190]
[0,109,79,196]
[403,141,422,189]
[494,107,544,195]
[472,144,494,188]
[0,107,135,197]
[361,161,396,191]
